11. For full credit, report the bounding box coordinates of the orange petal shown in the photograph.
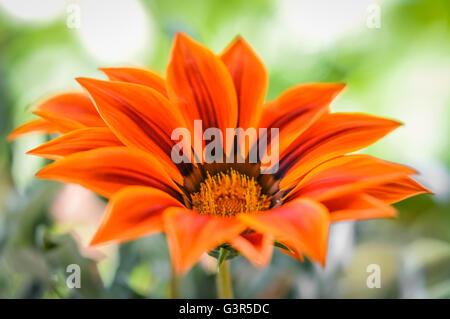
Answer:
[27,127,123,160]
[34,111,86,133]
[76,77,187,182]
[166,33,238,139]
[230,232,273,267]
[100,67,167,97]
[260,83,345,157]
[221,36,268,130]
[364,176,431,204]
[163,208,246,274]
[7,119,58,141]
[279,113,402,190]
[239,198,330,265]
[36,146,182,199]
[91,186,183,245]
[35,92,105,127]
[286,154,417,201]
[325,193,397,222]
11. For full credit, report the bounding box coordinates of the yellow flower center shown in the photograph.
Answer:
[191,169,271,217]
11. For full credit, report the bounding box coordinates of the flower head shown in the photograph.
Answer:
[9,33,430,273]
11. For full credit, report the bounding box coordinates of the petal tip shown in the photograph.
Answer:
[318,257,327,267]
[89,232,110,247]
[75,77,92,90]
[75,76,88,84]
[172,32,203,54]
[26,146,57,160]
[26,142,46,156]
[417,183,434,195]
[98,67,118,75]
[232,34,246,45]
[35,167,49,179]
[76,77,103,90]
[335,82,347,92]
[6,132,17,142]
[173,31,191,45]
[89,237,100,247]
[35,163,57,179]
[392,119,404,127]
[25,148,37,156]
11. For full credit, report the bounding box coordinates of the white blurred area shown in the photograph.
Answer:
[0,0,154,64]
[78,0,154,64]
[0,0,65,22]
[278,0,383,51]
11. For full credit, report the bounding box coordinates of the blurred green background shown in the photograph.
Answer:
[0,0,449,298]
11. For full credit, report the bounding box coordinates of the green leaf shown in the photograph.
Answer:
[274,241,292,253]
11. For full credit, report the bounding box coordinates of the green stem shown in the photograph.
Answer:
[170,262,179,299]
[216,260,233,299]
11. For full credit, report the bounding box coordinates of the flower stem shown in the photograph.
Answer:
[216,260,233,299]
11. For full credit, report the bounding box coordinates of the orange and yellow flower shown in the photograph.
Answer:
[8,33,430,273]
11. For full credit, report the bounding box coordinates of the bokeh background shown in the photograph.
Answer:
[0,0,449,298]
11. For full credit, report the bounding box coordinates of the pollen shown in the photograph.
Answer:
[191,169,272,217]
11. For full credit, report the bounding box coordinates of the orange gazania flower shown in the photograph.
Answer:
[9,33,430,273]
